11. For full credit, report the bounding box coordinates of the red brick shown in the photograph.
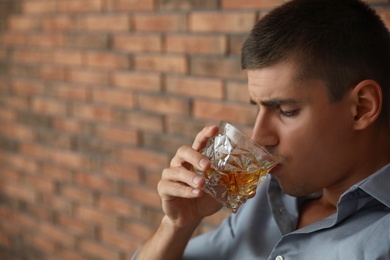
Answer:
[3,182,37,203]
[72,103,115,122]
[79,239,120,260]
[5,155,38,173]
[143,132,188,155]
[29,33,64,48]
[0,167,23,183]
[51,118,89,135]
[226,81,251,102]
[39,223,75,248]
[135,54,187,74]
[166,34,227,55]
[125,112,164,132]
[143,168,167,188]
[116,148,169,169]
[58,250,85,260]
[27,203,55,222]
[159,0,219,10]
[41,194,73,214]
[0,32,26,46]
[8,16,40,31]
[125,185,161,208]
[111,71,161,91]
[107,0,155,11]
[0,49,6,60]
[20,143,48,160]
[190,12,256,33]
[138,94,190,115]
[84,51,130,69]
[113,34,162,52]
[96,126,138,145]
[134,13,187,32]
[193,100,257,125]
[22,1,57,14]
[11,79,43,96]
[48,121,79,139]
[42,16,77,31]
[41,164,73,182]
[100,161,140,182]
[98,195,138,216]
[31,97,67,116]
[50,50,83,66]
[25,173,56,193]
[58,0,103,13]
[101,228,138,252]
[74,172,114,192]
[222,0,286,9]
[51,83,90,101]
[57,214,91,236]
[0,233,11,248]
[229,34,248,55]
[38,65,65,81]
[92,89,136,109]
[0,208,36,229]
[166,75,224,99]
[75,206,117,228]
[65,68,109,85]
[48,149,90,169]
[65,34,109,49]
[79,14,130,31]
[124,220,155,241]
[10,49,43,64]
[190,57,246,79]
[0,123,34,141]
[27,236,57,255]
[61,185,94,205]
[3,97,30,110]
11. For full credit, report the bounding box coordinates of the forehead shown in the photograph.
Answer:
[247,63,327,102]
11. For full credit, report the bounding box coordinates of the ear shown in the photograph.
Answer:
[351,80,383,130]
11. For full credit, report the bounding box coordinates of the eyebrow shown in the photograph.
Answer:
[249,98,300,108]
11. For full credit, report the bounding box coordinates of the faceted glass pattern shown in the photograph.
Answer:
[195,122,277,213]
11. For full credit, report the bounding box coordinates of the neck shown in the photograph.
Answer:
[323,126,390,207]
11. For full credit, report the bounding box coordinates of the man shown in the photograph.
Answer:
[134,0,390,259]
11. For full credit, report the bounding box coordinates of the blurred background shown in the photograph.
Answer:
[0,0,389,259]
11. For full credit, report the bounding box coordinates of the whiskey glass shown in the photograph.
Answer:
[195,121,278,213]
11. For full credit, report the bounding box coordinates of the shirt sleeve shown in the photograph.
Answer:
[183,215,235,259]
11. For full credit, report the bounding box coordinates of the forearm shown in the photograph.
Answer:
[135,216,201,260]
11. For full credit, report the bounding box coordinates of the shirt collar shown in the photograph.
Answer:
[353,162,390,208]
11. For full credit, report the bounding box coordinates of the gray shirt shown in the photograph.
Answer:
[183,163,390,260]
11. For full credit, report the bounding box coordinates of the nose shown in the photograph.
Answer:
[251,111,279,148]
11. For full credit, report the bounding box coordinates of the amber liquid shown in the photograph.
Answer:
[203,162,268,196]
[199,151,271,213]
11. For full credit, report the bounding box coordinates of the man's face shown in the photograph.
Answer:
[248,62,357,197]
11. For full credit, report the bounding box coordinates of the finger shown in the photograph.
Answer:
[162,166,205,189]
[192,125,219,151]
[158,179,204,199]
[170,145,210,171]
[159,166,206,198]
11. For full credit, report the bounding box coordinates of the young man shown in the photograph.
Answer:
[134,0,390,259]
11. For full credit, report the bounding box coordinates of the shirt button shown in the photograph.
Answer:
[275,256,284,260]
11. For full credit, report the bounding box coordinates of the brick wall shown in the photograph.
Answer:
[1,0,390,259]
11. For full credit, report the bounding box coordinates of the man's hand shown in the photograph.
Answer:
[158,125,222,228]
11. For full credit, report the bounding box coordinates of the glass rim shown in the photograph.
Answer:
[219,121,278,162]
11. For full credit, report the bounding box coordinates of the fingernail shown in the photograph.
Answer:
[193,176,202,185]
[199,158,208,169]
[192,189,201,195]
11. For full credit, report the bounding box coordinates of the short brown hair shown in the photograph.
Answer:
[242,0,390,126]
